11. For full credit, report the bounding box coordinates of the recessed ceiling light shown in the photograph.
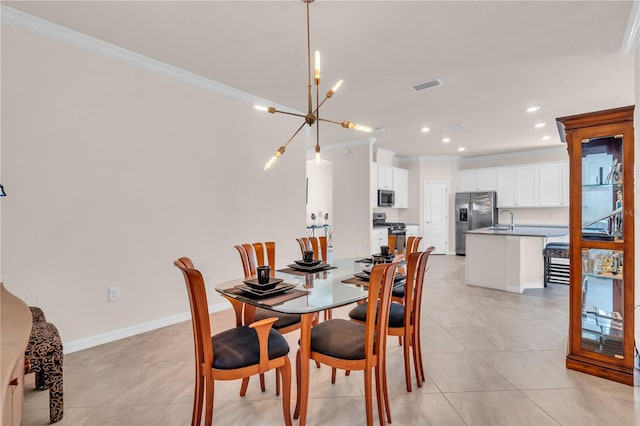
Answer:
[458,147,465,152]
[526,106,540,113]
[534,122,546,128]
[541,135,551,140]
[442,137,451,143]
[420,127,430,133]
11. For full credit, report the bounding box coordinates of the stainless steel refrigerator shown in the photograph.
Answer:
[455,191,498,255]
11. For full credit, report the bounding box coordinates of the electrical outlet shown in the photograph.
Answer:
[108,287,120,302]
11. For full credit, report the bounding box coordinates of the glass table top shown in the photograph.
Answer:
[215,258,371,314]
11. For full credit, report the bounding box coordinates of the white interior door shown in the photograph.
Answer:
[423,182,448,254]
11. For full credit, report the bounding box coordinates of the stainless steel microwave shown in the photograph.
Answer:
[377,190,395,207]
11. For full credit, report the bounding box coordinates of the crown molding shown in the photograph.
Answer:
[0,5,296,112]
[621,0,640,55]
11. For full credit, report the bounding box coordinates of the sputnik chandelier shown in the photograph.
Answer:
[255,0,372,170]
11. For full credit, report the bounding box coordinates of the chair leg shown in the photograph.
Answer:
[294,349,302,419]
[276,368,281,396]
[280,358,293,426]
[381,353,391,424]
[204,376,214,426]
[259,373,266,392]
[398,335,403,346]
[192,372,204,426]
[363,367,374,426]
[414,327,425,383]
[331,367,337,384]
[374,365,387,426]
[403,331,412,392]
[411,334,423,388]
[240,377,250,396]
[46,370,64,423]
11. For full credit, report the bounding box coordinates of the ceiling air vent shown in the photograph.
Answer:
[410,78,443,92]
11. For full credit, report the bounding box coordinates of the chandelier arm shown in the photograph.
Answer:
[312,94,332,116]
[274,110,308,119]
[283,121,309,149]
[316,117,344,126]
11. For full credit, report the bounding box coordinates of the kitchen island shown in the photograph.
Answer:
[465,225,568,293]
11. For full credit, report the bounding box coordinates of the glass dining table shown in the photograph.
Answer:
[214,257,370,426]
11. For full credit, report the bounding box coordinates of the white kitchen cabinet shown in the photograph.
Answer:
[371,227,389,254]
[538,162,569,207]
[477,169,497,190]
[515,166,538,207]
[377,165,393,190]
[458,169,479,191]
[392,167,409,208]
[370,163,378,208]
[496,167,516,207]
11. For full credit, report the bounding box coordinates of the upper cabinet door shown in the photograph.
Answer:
[477,169,497,191]
[538,162,566,207]
[458,169,479,192]
[515,166,538,207]
[392,167,409,208]
[377,165,393,190]
[496,167,516,207]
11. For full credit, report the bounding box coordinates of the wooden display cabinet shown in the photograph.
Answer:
[556,105,635,385]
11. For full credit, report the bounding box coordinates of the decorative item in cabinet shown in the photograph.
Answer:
[556,105,634,386]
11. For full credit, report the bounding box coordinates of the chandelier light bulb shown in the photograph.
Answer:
[264,146,286,171]
[254,105,276,113]
[315,145,321,164]
[314,51,321,83]
[341,121,372,132]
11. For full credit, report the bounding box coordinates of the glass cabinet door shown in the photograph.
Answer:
[581,135,623,242]
[580,248,624,358]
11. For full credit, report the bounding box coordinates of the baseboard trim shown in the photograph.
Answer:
[63,301,230,354]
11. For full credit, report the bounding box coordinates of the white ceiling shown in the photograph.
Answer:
[4,0,637,158]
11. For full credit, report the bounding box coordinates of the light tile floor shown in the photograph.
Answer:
[22,255,640,425]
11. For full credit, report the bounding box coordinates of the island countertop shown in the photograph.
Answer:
[467,224,569,238]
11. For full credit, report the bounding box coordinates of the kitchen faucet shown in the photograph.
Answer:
[501,210,514,229]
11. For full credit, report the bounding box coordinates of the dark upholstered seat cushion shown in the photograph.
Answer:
[255,307,301,330]
[310,319,368,360]
[348,302,405,328]
[212,326,289,370]
[392,284,405,298]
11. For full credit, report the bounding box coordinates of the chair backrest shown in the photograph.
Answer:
[235,242,276,278]
[296,236,327,262]
[174,257,213,375]
[408,246,435,328]
[387,235,396,254]
[364,262,397,359]
[405,236,422,255]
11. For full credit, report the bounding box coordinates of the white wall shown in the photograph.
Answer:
[323,141,372,258]
[1,25,306,347]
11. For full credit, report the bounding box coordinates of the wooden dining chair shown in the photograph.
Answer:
[298,262,397,426]
[174,257,292,426]
[295,236,333,320]
[349,247,434,392]
[234,242,307,394]
[296,236,328,262]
